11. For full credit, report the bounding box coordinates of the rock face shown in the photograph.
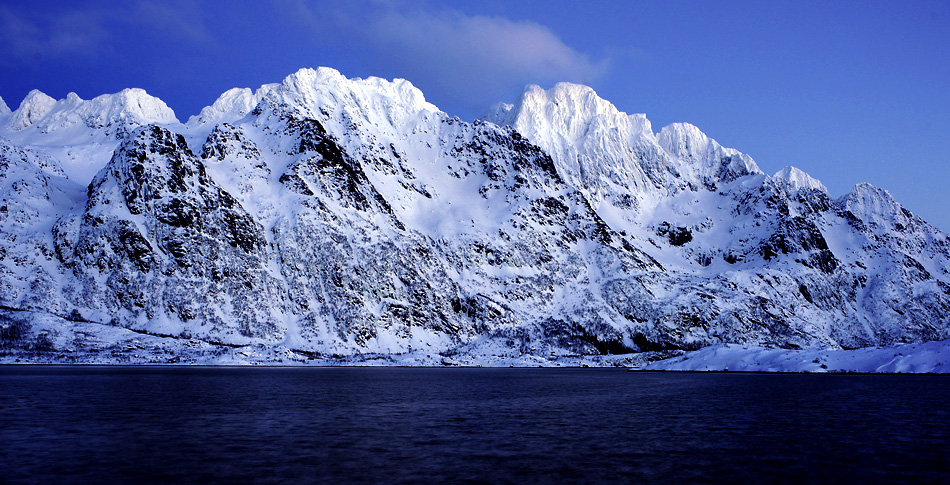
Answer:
[1,67,949,362]
[56,125,281,341]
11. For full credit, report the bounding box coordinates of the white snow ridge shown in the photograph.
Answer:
[5,90,57,131]
[1,67,948,369]
[773,166,827,193]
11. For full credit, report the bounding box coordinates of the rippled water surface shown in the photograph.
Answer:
[1,367,948,483]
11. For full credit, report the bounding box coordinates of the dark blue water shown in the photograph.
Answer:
[1,367,948,484]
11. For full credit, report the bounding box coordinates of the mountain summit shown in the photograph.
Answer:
[3,88,177,135]
[1,68,948,365]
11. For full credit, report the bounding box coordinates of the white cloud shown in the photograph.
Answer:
[368,9,607,85]
[282,1,610,115]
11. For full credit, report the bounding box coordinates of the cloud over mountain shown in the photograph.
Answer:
[284,0,609,115]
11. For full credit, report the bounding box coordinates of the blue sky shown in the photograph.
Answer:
[2,0,949,230]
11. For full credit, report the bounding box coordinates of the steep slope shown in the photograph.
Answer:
[52,125,285,342]
[488,83,950,349]
[189,68,663,354]
[0,138,84,315]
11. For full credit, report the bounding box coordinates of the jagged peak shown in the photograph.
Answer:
[838,182,913,227]
[281,66,348,90]
[657,123,713,159]
[262,67,439,121]
[844,182,895,204]
[503,82,653,141]
[481,102,513,125]
[0,96,9,115]
[772,166,827,193]
[488,81,657,175]
[79,88,178,127]
[657,122,762,181]
[187,87,259,127]
[7,89,57,131]
[189,67,442,138]
[521,82,602,108]
[492,82,763,192]
[2,88,177,136]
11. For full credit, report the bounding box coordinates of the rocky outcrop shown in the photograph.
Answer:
[56,125,283,341]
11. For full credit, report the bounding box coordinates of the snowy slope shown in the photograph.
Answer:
[0,139,85,317]
[490,82,950,348]
[2,67,950,367]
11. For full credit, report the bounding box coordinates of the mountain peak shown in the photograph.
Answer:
[845,182,895,205]
[657,123,713,160]
[840,182,907,226]
[0,96,9,115]
[187,87,259,127]
[492,81,654,157]
[79,88,178,128]
[526,81,601,106]
[1,88,177,136]
[236,67,444,146]
[835,181,940,235]
[505,82,648,140]
[7,89,57,131]
[281,66,348,90]
[773,166,827,193]
[186,67,442,135]
[270,67,437,118]
[657,122,762,183]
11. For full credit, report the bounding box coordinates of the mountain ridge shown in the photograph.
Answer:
[1,67,948,366]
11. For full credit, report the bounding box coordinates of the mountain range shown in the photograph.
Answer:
[1,67,948,366]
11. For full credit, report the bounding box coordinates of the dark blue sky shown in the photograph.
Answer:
[2,0,949,230]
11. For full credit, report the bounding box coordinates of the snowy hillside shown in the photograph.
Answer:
[1,67,949,368]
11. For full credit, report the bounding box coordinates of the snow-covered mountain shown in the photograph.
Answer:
[2,67,949,366]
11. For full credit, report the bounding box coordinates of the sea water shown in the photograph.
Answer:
[1,367,947,483]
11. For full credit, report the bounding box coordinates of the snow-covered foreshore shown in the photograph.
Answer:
[637,340,950,373]
[4,309,948,372]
